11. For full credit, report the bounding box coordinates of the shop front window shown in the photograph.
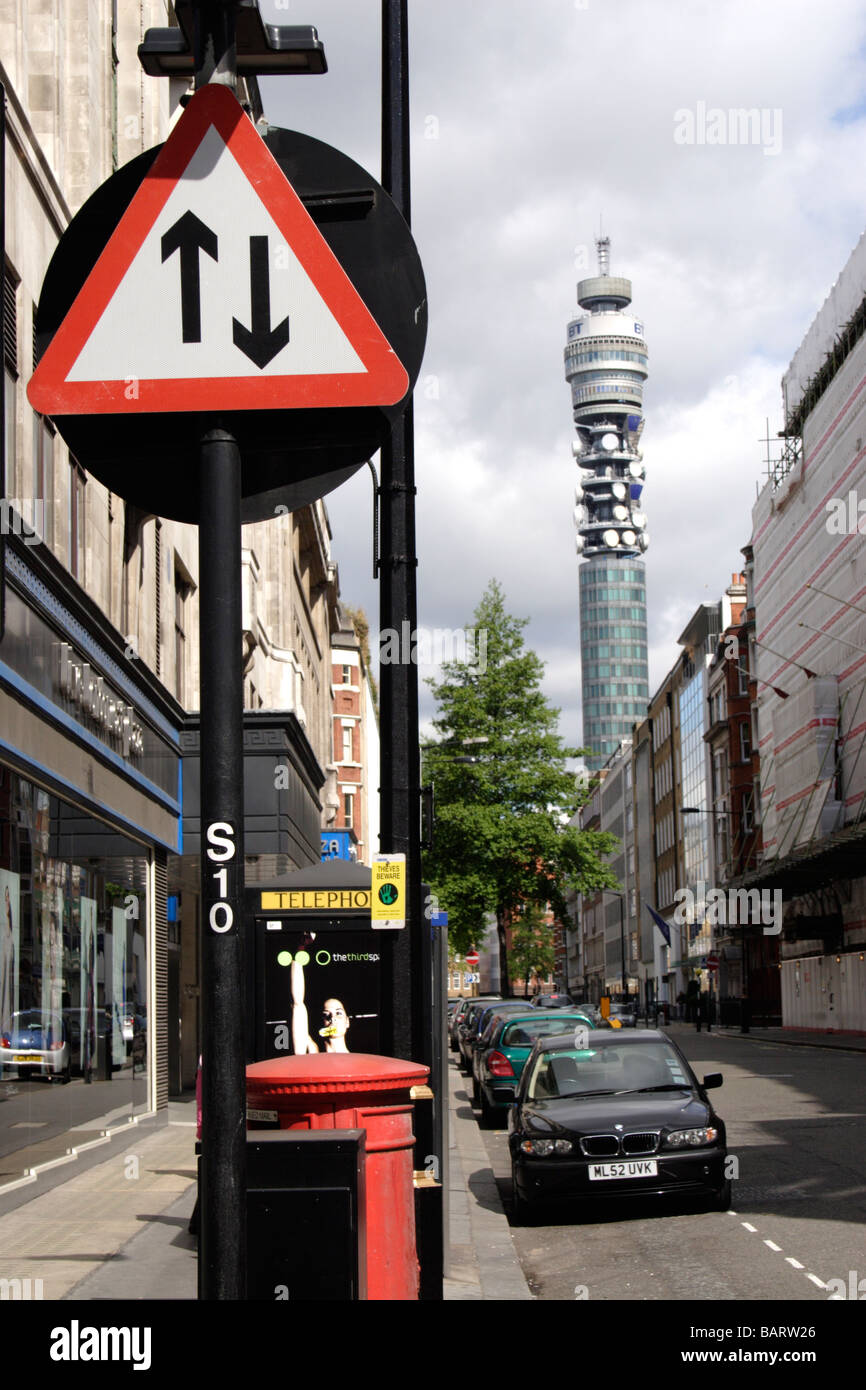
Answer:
[0,769,150,1181]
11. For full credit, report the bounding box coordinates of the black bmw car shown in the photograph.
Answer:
[508,1029,730,1221]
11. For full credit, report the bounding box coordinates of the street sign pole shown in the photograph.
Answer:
[379,0,442,1300]
[379,0,420,1068]
[194,1,246,1303]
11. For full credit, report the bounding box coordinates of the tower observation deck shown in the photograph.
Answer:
[565,237,650,771]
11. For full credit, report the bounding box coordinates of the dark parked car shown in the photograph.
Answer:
[449,995,500,1053]
[508,1029,729,1221]
[457,998,506,1072]
[529,993,575,1010]
[609,1002,638,1028]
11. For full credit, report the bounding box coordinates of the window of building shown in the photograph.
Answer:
[341,664,352,685]
[68,460,86,582]
[341,724,353,761]
[4,265,19,493]
[739,720,751,763]
[32,414,54,548]
[0,769,150,1178]
[174,568,193,706]
[343,792,354,828]
[742,790,754,833]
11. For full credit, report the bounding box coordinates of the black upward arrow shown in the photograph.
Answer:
[161,211,218,344]
[233,236,290,369]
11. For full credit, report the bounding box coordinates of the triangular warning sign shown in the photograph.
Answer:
[28,86,409,416]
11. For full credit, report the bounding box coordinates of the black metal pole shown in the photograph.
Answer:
[198,429,246,1300]
[0,83,6,640]
[380,0,442,1300]
[193,1,245,1303]
[741,920,750,1032]
[619,894,626,1002]
[379,0,420,1067]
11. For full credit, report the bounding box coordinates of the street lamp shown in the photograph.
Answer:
[138,3,328,77]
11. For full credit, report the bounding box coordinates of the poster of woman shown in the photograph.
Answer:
[0,869,20,1033]
[80,898,98,1081]
[41,885,64,1029]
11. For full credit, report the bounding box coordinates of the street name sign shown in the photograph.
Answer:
[371,853,406,930]
[28,85,408,417]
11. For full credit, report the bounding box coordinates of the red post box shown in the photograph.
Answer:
[246,1053,429,1300]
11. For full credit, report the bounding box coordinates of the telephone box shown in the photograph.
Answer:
[246,860,387,1063]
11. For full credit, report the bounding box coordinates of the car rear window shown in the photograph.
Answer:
[527,1042,692,1099]
[501,1016,591,1047]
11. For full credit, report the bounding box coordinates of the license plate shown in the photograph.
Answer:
[13,1054,32,1063]
[589,1160,658,1180]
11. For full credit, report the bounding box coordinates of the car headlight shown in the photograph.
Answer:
[520,1139,573,1156]
[664,1127,719,1148]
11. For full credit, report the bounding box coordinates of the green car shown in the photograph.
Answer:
[476,1011,598,1127]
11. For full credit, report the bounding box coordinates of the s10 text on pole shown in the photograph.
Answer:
[194,2,246,1303]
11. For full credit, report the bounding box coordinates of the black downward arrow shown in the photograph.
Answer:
[233,236,290,369]
[161,211,218,343]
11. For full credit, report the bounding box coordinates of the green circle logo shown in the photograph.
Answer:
[277,950,292,967]
[378,883,398,906]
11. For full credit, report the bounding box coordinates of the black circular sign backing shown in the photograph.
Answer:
[34,127,427,523]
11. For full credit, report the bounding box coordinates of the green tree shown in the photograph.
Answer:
[422,580,619,991]
[509,903,556,998]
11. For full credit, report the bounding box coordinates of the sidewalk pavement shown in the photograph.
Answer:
[0,1103,198,1301]
[443,1054,533,1301]
[657,1018,866,1053]
[0,1057,532,1301]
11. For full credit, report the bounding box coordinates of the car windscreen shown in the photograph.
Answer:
[501,1016,592,1047]
[6,1013,64,1044]
[526,1041,693,1100]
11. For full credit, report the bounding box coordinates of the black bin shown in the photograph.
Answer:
[246,1129,367,1301]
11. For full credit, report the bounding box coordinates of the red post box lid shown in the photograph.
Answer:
[246,1053,430,1097]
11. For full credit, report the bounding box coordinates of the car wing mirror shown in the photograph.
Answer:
[702,1072,723,1090]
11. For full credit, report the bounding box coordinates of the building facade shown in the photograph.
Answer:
[565,237,650,771]
[740,226,866,1032]
[0,4,367,1176]
[326,605,380,866]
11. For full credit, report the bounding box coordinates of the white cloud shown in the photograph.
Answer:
[261,0,866,751]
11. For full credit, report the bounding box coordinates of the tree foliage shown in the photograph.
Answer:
[509,903,556,997]
[422,580,619,987]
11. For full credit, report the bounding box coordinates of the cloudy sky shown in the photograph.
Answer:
[259,0,866,751]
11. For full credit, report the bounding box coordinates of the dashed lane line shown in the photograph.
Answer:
[737,1215,827,1294]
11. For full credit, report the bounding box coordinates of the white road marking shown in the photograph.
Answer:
[741,1222,757,1232]
[786,1257,804,1269]
[764,1240,782,1252]
[806,1273,826,1288]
